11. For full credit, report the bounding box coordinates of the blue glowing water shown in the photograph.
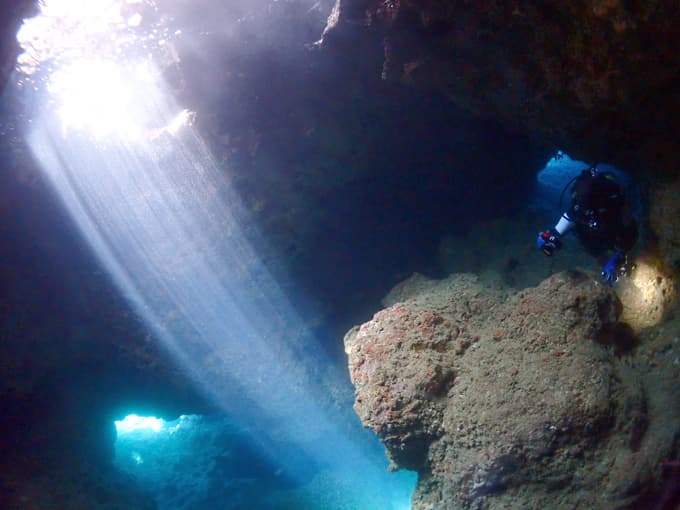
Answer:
[25,50,416,508]
[114,414,416,509]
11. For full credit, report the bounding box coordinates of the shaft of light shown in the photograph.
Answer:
[27,59,389,488]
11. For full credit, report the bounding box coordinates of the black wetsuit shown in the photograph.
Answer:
[568,171,638,257]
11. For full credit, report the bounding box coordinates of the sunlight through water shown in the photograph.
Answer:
[115,414,165,434]
[49,59,149,139]
[15,0,415,508]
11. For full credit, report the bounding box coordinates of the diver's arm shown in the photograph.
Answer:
[554,213,574,235]
[538,212,571,256]
[538,213,574,256]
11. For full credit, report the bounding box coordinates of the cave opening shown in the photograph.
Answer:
[531,150,639,222]
[112,413,416,509]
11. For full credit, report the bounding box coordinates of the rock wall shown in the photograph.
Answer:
[345,271,680,509]
[319,0,680,278]
[321,0,680,179]
[649,177,680,273]
[0,0,36,94]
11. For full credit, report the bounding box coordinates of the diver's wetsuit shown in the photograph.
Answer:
[538,167,639,285]
[566,171,638,257]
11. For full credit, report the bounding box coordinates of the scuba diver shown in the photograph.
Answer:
[537,163,638,286]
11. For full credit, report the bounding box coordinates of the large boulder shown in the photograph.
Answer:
[649,177,680,273]
[345,271,680,509]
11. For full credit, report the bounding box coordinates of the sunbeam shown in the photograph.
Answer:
[16,0,415,507]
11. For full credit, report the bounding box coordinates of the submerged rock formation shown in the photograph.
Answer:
[320,0,680,178]
[649,177,680,272]
[318,0,680,278]
[1,1,679,508]
[345,271,680,509]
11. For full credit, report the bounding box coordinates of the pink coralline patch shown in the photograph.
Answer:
[345,271,679,509]
[345,299,461,470]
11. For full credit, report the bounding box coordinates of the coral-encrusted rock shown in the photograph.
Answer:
[345,271,677,509]
[650,177,680,273]
[345,274,502,470]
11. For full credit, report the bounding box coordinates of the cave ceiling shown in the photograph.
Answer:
[319,0,680,178]
[2,0,679,180]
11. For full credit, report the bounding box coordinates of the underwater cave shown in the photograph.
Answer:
[1,1,679,509]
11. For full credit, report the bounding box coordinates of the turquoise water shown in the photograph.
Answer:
[114,415,416,509]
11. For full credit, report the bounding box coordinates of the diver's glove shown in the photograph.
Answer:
[601,251,625,286]
[537,229,561,256]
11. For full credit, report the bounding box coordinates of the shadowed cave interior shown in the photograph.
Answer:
[0,1,679,509]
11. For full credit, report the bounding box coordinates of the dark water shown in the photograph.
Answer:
[0,1,623,509]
